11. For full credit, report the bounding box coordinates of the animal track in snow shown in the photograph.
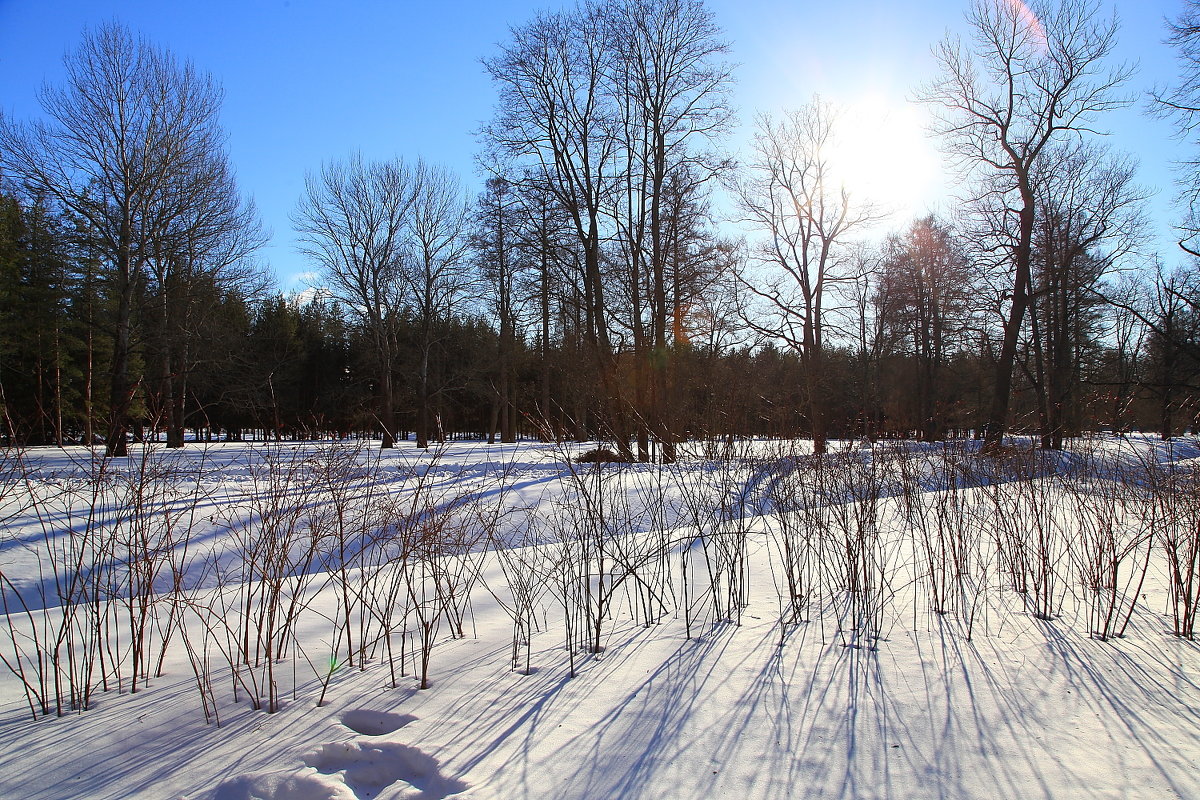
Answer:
[340,709,416,736]
[303,740,468,800]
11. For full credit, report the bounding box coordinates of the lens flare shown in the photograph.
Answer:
[1004,0,1047,51]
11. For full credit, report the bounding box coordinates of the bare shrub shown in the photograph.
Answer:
[762,445,824,630]
[980,450,1071,620]
[1060,447,1152,640]
[0,448,112,718]
[1,444,209,719]
[377,446,489,691]
[187,444,324,713]
[671,439,756,637]
[484,504,553,675]
[1144,449,1200,639]
[109,448,211,694]
[539,446,677,674]
[899,442,990,638]
[306,441,393,672]
[821,444,897,649]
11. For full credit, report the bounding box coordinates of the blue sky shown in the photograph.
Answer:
[0,0,1189,289]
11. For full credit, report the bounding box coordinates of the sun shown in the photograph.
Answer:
[824,94,946,226]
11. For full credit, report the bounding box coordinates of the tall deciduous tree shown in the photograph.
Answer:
[609,0,733,461]
[1023,142,1143,448]
[918,0,1131,449]
[878,216,974,441]
[475,176,525,444]
[293,154,414,448]
[736,100,879,454]
[145,150,265,448]
[0,23,259,456]
[1142,264,1200,438]
[483,4,631,455]
[1153,0,1200,254]
[405,161,473,450]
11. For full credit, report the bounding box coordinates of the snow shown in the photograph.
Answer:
[1,436,1199,799]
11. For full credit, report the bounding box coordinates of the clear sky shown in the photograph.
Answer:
[0,0,1189,289]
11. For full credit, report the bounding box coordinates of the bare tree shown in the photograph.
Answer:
[1097,272,1147,432]
[918,0,1132,449]
[0,23,257,456]
[145,149,266,448]
[474,176,522,444]
[509,177,580,439]
[1022,142,1143,448]
[293,154,414,448]
[736,100,879,454]
[1143,264,1200,438]
[482,0,733,456]
[483,4,632,456]
[1101,263,1200,438]
[608,0,734,461]
[1152,0,1200,255]
[405,161,474,450]
[878,216,974,440]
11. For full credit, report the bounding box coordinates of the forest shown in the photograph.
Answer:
[0,0,1199,458]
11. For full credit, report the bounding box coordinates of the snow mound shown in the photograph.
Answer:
[212,770,356,800]
[303,740,468,799]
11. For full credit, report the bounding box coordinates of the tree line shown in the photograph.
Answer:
[3,0,1200,457]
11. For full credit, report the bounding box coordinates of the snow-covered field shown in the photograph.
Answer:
[1,436,1199,799]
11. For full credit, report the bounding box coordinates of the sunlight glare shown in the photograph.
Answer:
[825,95,945,226]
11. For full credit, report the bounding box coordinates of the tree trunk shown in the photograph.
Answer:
[416,342,430,450]
[105,241,135,458]
[982,185,1035,452]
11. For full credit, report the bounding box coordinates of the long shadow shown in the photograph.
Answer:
[0,444,575,613]
[1034,610,1200,798]
[543,623,742,800]
[0,670,336,800]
